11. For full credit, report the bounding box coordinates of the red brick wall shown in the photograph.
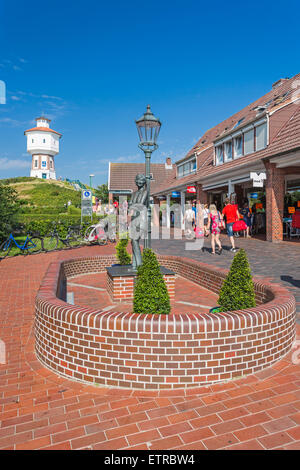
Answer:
[196,184,208,205]
[35,255,296,390]
[265,161,285,242]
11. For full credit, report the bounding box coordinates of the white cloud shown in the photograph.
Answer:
[0,117,23,126]
[0,157,31,170]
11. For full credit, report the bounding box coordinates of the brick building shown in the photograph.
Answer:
[151,73,300,242]
[108,158,175,203]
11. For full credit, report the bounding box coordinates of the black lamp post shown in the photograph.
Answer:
[135,105,161,249]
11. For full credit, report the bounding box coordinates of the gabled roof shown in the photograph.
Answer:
[24,127,62,136]
[109,162,175,193]
[152,73,300,195]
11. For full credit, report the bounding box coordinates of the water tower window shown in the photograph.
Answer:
[32,139,34,143]
[43,139,46,143]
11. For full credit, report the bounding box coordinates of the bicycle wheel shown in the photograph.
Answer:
[66,232,81,248]
[0,239,12,259]
[97,235,108,245]
[43,234,59,252]
[84,225,97,243]
[26,237,43,254]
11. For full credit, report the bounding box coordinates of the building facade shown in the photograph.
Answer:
[108,158,175,203]
[24,117,62,180]
[152,74,300,242]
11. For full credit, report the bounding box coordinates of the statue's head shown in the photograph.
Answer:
[135,173,146,188]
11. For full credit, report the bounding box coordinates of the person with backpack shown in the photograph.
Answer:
[208,204,223,254]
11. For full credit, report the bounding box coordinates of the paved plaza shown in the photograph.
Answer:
[0,240,300,450]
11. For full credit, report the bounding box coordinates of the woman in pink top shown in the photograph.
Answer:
[208,204,223,255]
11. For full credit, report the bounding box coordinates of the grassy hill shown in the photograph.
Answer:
[1,177,82,217]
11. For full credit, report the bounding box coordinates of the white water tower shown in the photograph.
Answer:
[24,117,62,180]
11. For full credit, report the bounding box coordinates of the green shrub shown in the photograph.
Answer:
[218,249,256,312]
[133,249,170,315]
[115,237,131,265]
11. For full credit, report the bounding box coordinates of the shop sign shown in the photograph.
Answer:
[172,191,180,198]
[250,193,258,199]
[250,172,266,188]
[187,186,196,194]
[288,207,296,214]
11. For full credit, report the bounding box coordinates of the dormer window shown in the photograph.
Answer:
[177,158,197,178]
[214,118,267,166]
[233,135,243,157]
[216,145,224,165]
[244,129,254,155]
[224,141,232,161]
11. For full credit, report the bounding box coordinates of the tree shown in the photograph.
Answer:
[133,249,171,315]
[218,249,256,312]
[0,183,20,242]
[95,183,109,203]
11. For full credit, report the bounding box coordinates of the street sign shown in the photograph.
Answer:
[172,191,180,198]
[81,190,93,222]
[82,190,92,200]
[250,193,258,199]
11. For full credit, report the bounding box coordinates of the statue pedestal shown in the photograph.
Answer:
[106,265,175,302]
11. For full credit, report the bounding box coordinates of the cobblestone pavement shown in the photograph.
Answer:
[0,243,300,450]
[152,234,300,324]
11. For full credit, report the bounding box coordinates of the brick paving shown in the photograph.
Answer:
[68,273,218,314]
[0,241,300,450]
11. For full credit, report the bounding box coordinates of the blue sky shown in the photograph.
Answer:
[0,0,300,186]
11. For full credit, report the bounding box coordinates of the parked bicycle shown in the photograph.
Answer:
[84,219,116,246]
[42,224,82,252]
[0,231,43,259]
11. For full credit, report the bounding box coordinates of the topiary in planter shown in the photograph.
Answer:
[115,237,131,265]
[218,248,256,312]
[133,249,171,315]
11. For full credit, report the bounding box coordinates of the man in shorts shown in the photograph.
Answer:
[222,198,240,252]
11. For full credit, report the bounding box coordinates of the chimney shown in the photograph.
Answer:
[272,78,289,90]
[165,157,172,169]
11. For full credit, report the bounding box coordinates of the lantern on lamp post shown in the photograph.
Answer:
[135,105,161,249]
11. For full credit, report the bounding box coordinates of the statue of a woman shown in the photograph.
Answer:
[128,174,147,269]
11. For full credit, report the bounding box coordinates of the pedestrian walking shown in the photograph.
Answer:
[240,200,252,238]
[183,203,196,239]
[222,198,240,252]
[203,204,210,236]
[208,204,223,254]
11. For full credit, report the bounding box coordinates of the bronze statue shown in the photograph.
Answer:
[128,174,147,269]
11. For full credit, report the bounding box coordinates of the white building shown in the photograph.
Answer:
[24,117,62,179]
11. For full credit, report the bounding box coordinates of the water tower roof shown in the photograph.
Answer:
[24,127,62,137]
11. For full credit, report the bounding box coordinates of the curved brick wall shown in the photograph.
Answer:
[35,254,296,389]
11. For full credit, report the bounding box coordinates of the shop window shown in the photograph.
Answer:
[255,122,267,151]
[216,145,224,165]
[224,141,232,161]
[244,129,254,155]
[233,135,243,157]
